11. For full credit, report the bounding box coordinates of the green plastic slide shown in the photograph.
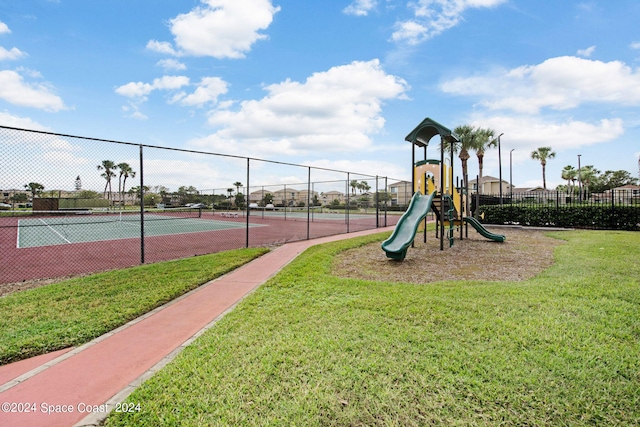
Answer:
[381,192,436,260]
[463,216,506,242]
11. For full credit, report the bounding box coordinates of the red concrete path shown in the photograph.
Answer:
[0,227,394,427]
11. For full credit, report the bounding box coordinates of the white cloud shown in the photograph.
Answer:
[146,40,178,55]
[392,0,507,45]
[0,46,26,61]
[344,0,377,16]
[153,75,191,90]
[173,76,228,107]
[189,59,408,157]
[0,111,50,130]
[0,70,65,111]
[0,22,27,61]
[121,103,148,120]
[142,158,221,191]
[471,114,624,152]
[116,74,228,116]
[42,150,89,167]
[156,58,186,71]
[441,56,640,114]
[115,76,190,101]
[304,158,407,182]
[150,0,280,59]
[577,45,596,57]
[115,81,154,99]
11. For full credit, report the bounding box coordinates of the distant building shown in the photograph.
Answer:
[387,181,411,206]
[320,191,344,205]
[605,184,640,202]
[468,176,512,194]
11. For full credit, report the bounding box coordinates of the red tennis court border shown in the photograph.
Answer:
[0,212,399,286]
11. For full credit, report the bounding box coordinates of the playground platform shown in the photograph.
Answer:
[0,226,394,427]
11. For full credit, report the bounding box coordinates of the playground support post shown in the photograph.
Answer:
[439,135,445,251]
[475,174,480,218]
[423,172,428,243]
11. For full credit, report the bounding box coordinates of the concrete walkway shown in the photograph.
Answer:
[0,227,393,427]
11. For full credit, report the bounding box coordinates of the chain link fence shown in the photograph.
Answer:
[0,126,404,285]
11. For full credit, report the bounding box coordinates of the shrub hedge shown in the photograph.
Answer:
[480,205,640,231]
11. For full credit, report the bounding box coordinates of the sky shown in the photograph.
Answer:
[1,0,640,194]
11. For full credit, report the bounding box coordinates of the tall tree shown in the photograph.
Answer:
[97,160,117,203]
[591,170,639,193]
[24,182,45,199]
[471,127,497,195]
[578,165,599,199]
[442,124,478,215]
[227,188,234,208]
[350,180,359,195]
[561,165,577,195]
[530,147,556,190]
[117,162,135,207]
[233,181,243,195]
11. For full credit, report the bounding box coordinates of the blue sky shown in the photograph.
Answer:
[1,0,640,192]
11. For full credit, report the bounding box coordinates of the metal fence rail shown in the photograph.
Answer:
[0,126,403,284]
[474,190,640,230]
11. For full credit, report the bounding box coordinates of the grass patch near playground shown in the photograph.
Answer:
[0,247,268,365]
[107,230,640,426]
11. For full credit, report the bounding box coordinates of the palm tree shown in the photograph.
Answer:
[442,124,477,215]
[117,162,136,207]
[233,181,243,195]
[359,180,370,194]
[530,147,556,190]
[226,188,234,208]
[97,160,117,203]
[350,180,359,195]
[578,165,599,199]
[561,165,577,195]
[471,127,498,195]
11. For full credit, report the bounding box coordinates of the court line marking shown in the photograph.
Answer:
[38,218,72,244]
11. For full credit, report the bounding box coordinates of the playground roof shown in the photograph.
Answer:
[405,117,458,148]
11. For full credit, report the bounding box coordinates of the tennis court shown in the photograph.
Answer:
[1,208,398,285]
[16,209,263,248]
[243,206,376,221]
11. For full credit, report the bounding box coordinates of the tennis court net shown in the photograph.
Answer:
[0,207,202,228]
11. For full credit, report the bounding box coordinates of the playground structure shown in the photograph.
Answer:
[382,118,505,261]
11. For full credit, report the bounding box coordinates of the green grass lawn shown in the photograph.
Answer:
[0,247,268,365]
[105,230,640,426]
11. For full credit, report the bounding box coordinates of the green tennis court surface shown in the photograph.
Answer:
[17,211,263,248]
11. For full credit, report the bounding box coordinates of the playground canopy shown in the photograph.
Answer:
[404,117,458,147]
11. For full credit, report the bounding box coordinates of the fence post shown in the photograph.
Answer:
[246,158,250,248]
[346,173,350,232]
[384,176,388,227]
[307,167,311,240]
[139,145,145,264]
[375,176,379,228]
[611,189,615,229]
